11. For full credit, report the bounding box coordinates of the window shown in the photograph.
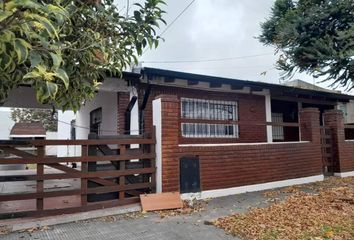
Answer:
[272,112,284,141]
[181,98,237,120]
[70,120,76,140]
[181,98,239,138]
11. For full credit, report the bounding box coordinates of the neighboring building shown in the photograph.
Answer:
[9,122,48,156]
[0,108,75,157]
[10,122,47,140]
[284,79,354,124]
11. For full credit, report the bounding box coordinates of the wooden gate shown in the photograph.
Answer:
[320,126,334,175]
[0,133,156,219]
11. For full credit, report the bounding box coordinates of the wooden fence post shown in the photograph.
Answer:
[119,145,126,199]
[36,146,45,210]
[81,145,88,206]
[150,127,156,193]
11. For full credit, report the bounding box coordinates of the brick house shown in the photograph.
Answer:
[73,68,354,198]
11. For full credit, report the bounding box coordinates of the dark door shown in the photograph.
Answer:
[180,156,200,193]
[90,108,102,134]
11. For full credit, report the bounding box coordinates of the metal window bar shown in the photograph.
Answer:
[181,98,238,121]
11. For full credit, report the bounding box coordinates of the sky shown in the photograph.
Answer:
[117,0,353,94]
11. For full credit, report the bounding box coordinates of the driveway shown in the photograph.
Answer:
[1,190,275,240]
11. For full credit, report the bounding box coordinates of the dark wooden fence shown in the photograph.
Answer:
[0,133,156,219]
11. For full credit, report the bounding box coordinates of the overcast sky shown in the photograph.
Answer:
[124,0,351,93]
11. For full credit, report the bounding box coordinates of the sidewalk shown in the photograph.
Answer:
[1,190,275,240]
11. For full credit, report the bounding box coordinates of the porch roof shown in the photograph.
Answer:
[139,67,354,103]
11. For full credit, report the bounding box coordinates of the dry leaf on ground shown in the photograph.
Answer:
[156,199,207,218]
[214,177,354,240]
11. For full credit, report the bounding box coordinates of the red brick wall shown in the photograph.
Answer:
[157,95,323,192]
[117,92,130,134]
[139,84,267,143]
[324,110,354,173]
[339,142,354,172]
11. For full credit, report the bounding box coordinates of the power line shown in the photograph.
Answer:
[141,0,196,56]
[56,119,141,134]
[155,65,276,71]
[143,53,274,64]
[159,0,196,37]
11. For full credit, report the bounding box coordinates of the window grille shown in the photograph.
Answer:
[181,98,238,121]
[181,123,239,138]
[181,98,238,138]
[272,112,284,141]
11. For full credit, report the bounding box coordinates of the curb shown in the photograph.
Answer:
[0,204,141,232]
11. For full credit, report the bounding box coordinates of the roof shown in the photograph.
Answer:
[10,122,46,136]
[140,67,354,102]
[284,79,340,94]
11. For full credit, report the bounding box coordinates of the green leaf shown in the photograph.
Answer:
[134,11,142,22]
[23,71,41,79]
[25,13,59,38]
[53,68,69,89]
[0,11,13,22]
[50,52,62,69]
[36,85,48,103]
[29,51,42,68]
[13,39,31,64]
[46,82,58,98]
[0,53,13,71]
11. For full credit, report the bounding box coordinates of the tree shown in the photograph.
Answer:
[259,0,354,89]
[0,0,165,111]
[11,108,57,132]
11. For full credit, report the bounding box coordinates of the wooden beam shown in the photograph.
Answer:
[231,85,244,90]
[250,86,263,92]
[0,153,156,164]
[1,138,155,147]
[0,182,153,201]
[164,77,175,83]
[209,82,222,88]
[271,95,337,105]
[187,80,199,85]
[0,197,140,219]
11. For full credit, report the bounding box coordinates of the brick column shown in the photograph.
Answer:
[153,94,180,192]
[323,110,345,173]
[117,92,130,134]
[299,108,320,143]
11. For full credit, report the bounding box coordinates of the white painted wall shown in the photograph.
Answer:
[76,91,118,139]
[45,132,58,156]
[347,100,354,123]
[152,98,162,193]
[130,87,139,135]
[253,89,273,143]
[57,110,77,157]
[0,108,15,140]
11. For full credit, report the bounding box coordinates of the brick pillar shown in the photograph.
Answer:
[153,94,180,192]
[117,92,130,134]
[299,108,320,143]
[323,110,345,173]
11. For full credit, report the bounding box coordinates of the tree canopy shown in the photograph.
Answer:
[11,108,57,132]
[259,0,354,89]
[0,0,165,111]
